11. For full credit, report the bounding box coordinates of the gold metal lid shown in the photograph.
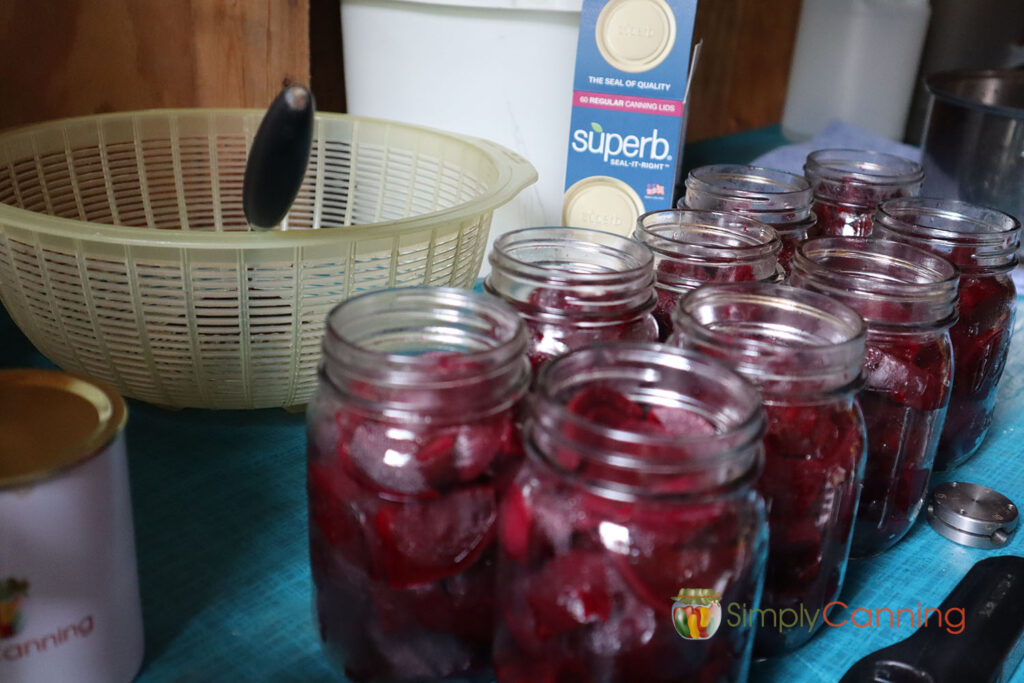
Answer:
[0,369,127,489]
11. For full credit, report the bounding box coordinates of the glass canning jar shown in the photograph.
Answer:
[804,149,924,237]
[790,238,958,558]
[682,164,817,274]
[484,227,658,371]
[306,287,531,682]
[874,198,1022,470]
[494,343,768,683]
[633,209,782,342]
[671,283,867,657]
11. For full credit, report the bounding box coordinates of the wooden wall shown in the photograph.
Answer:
[0,0,310,130]
[687,0,802,141]
[0,0,800,141]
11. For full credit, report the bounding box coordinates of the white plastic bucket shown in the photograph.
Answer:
[341,0,583,273]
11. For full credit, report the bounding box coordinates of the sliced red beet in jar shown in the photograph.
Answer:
[453,413,513,483]
[348,420,433,495]
[372,484,497,589]
[308,461,372,565]
[648,405,716,436]
[529,287,584,313]
[612,503,733,614]
[500,484,533,564]
[524,551,614,640]
[863,343,948,412]
[567,386,647,423]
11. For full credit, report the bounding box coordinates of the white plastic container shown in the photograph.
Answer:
[341,0,583,271]
[781,0,931,142]
[0,370,143,683]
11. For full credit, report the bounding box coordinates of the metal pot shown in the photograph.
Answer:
[921,69,1024,223]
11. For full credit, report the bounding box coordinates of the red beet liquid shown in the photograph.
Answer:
[494,387,767,682]
[936,273,1017,469]
[523,288,658,371]
[851,338,951,557]
[811,180,908,237]
[652,261,759,342]
[754,400,865,656]
[308,406,523,681]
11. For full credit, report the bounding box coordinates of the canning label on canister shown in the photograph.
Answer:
[0,370,143,683]
[595,0,677,73]
[563,175,647,236]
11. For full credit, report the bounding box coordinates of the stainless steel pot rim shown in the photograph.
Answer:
[926,68,1024,120]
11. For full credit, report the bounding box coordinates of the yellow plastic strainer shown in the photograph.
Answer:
[0,109,537,409]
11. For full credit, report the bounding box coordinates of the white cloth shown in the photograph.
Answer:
[751,119,921,175]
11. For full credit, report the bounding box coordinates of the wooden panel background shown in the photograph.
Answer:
[0,0,309,131]
[0,0,799,140]
[687,0,803,141]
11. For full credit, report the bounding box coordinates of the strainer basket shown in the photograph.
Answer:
[0,109,537,409]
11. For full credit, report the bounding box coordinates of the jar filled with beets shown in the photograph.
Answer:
[671,283,867,657]
[494,343,768,682]
[484,227,658,371]
[633,209,782,341]
[790,238,958,558]
[307,287,531,682]
[804,149,923,237]
[682,164,817,274]
[874,198,1022,470]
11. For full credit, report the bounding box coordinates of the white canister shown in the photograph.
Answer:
[0,370,144,683]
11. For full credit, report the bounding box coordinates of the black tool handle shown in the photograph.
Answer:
[242,83,315,230]
[841,555,1024,683]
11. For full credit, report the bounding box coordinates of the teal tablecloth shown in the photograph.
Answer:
[3,127,1022,682]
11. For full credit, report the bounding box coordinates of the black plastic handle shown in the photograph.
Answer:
[242,84,315,230]
[840,555,1024,683]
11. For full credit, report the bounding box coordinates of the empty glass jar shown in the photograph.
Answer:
[633,208,782,341]
[874,198,1022,470]
[671,283,867,657]
[790,237,958,557]
[804,149,923,237]
[494,343,768,682]
[484,227,658,371]
[307,287,531,681]
[682,164,817,273]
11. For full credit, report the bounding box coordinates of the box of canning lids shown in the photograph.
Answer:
[0,370,143,683]
[563,0,699,235]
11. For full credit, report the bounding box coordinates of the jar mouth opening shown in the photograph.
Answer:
[636,209,782,259]
[492,292,659,325]
[794,237,959,299]
[489,226,654,286]
[805,148,924,186]
[324,287,529,381]
[673,283,866,386]
[531,343,765,472]
[792,238,960,328]
[876,198,1022,242]
[686,164,813,207]
[874,198,1022,271]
